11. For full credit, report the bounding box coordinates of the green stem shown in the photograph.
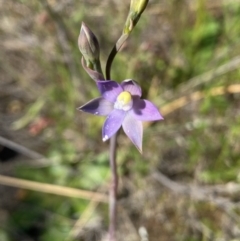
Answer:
[105,34,129,80]
[105,33,129,241]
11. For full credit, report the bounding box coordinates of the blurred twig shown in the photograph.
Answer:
[181,56,240,92]
[65,199,100,241]
[0,175,108,202]
[152,172,240,221]
[154,174,240,225]
[143,83,240,130]
[163,56,240,100]
[0,136,44,160]
[161,84,240,116]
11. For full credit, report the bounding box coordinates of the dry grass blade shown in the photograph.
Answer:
[161,84,240,116]
[0,175,108,203]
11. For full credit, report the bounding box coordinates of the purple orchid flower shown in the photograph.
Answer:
[78,79,163,152]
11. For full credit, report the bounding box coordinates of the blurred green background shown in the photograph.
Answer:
[1,0,240,240]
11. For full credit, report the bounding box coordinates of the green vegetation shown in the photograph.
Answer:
[1,0,240,240]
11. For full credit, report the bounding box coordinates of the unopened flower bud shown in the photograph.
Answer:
[78,22,100,65]
[123,0,149,34]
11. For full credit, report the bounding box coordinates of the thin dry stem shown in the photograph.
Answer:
[0,175,108,202]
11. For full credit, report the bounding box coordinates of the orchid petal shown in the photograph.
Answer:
[122,112,143,153]
[131,98,163,121]
[102,109,126,141]
[78,97,113,116]
[121,79,142,97]
[96,80,123,102]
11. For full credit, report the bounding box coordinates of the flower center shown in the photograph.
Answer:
[114,91,133,111]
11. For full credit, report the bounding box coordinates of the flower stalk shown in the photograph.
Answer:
[108,133,118,241]
[104,2,149,236]
[77,1,155,241]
